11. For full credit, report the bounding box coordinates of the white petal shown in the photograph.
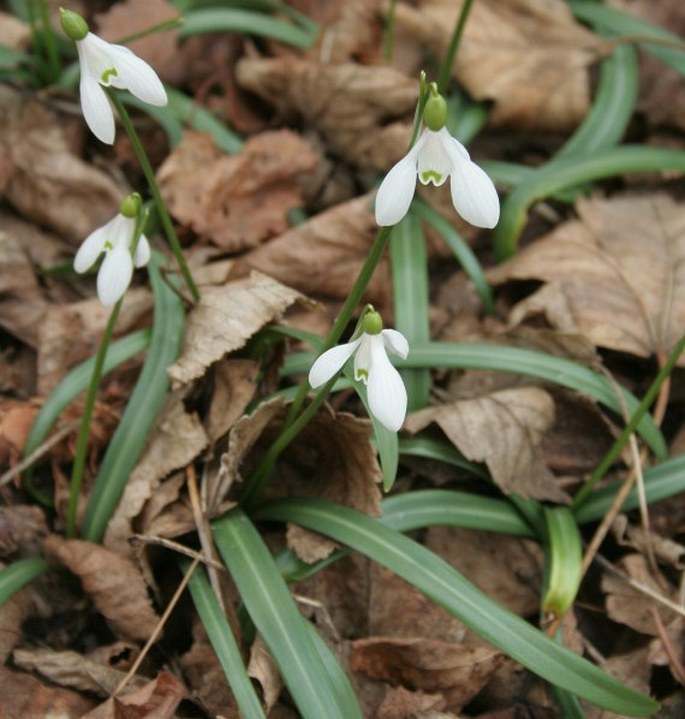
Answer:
[79,74,115,144]
[382,329,409,360]
[374,145,421,226]
[353,334,375,383]
[133,234,151,268]
[366,337,407,432]
[77,34,115,82]
[97,242,133,307]
[107,44,167,106]
[308,339,360,388]
[416,128,452,187]
[446,138,500,229]
[73,222,110,273]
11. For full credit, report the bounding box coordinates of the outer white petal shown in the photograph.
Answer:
[107,44,167,106]
[374,144,421,226]
[308,339,360,388]
[97,242,133,307]
[416,128,452,187]
[79,74,115,144]
[381,328,409,360]
[73,218,114,272]
[446,138,500,229]
[366,336,408,432]
[133,234,151,268]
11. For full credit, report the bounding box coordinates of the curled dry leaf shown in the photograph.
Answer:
[81,671,186,719]
[105,390,209,556]
[236,58,416,169]
[248,634,282,714]
[12,647,147,698]
[489,195,685,363]
[0,563,35,663]
[158,130,318,252]
[0,505,48,558]
[0,86,125,242]
[167,272,306,387]
[405,387,566,502]
[376,686,447,718]
[0,11,30,50]
[205,359,259,445]
[394,0,600,131]
[350,637,502,708]
[42,535,160,642]
[238,194,391,308]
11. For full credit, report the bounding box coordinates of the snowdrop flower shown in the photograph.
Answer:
[375,92,499,229]
[308,310,409,432]
[60,8,167,144]
[74,194,150,307]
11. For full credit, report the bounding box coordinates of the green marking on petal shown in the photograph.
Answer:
[420,170,443,184]
[356,368,369,383]
[101,67,118,84]
[104,241,113,251]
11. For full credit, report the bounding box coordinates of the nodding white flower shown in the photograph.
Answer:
[74,211,150,307]
[60,8,167,145]
[375,90,499,229]
[308,318,409,433]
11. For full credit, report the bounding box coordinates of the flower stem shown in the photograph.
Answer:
[108,90,200,303]
[240,225,393,509]
[436,0,474,94]
[66,301,122,538]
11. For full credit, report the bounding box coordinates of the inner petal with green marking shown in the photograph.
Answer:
[420,169,443,185]
[101,67,118,84]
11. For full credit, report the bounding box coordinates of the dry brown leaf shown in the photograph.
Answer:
[376,686,447,718]
[0,564,34,663]
[238,194,391,308]
[205,359,259,444]
[350,637,502,707]
[489,194,685,363]
[12,647,146,697]
[602,554,678,636]
[105,390,209,556]
[236,58,416,169]
[425,527,542,617]
[158,130,318,252]
[96,0,185,84]
[248,634,282,713]
[280,411,383,563]
[405,387,566,502]
[0,505,48,558]
[0,400,39,469]
[0,86,125,242]
[394,0,600,131]
[0,11,30,50]
[168,272,305,387]
[81,671,186,719]
[0,664,96,718]
[42,535,160,641]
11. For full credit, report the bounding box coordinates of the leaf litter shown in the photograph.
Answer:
[2,0,685,716]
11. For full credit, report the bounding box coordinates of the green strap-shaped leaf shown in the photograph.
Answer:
[81,253,185,542]
[212,509,362,719]
[0,558,50,606]
[254,498,658,716]
[182,560,266,718]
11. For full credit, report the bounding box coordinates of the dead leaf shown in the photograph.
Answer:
[0,563,34,663]
[105,389,209,556]
[602,554,678,636]
[248,634,281,713]
[350,637,502,707]
[236,58,416,169]
[205,359,259,445]
[425,526,542,617]
[0,11,30,50]
[167,272,305,387]
[81,671,186,719]
[376,685,447,718]
[158,130,318,252]
[489,195,685,363]
[238,194,392,308]
[0,505,48,558]
[394,0,600,131]
[405,387,566,502]
[0,664,96,718]
[42,535,160,642]
[12,647,146,697]
[96,0,185,85]
[0,86,125,242]
[0,400,39,469]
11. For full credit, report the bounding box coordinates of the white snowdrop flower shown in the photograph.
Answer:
[375,92,499,229]
[60,8,167,145]
[308,311,409,432]
[74,194,150,307]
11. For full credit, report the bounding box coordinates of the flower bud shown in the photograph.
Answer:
[119,193,142,219]
[361,309,383,335]
[59,7,89,41]
[423,93,447,132]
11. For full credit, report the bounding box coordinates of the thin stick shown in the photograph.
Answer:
[130,534,225,571]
